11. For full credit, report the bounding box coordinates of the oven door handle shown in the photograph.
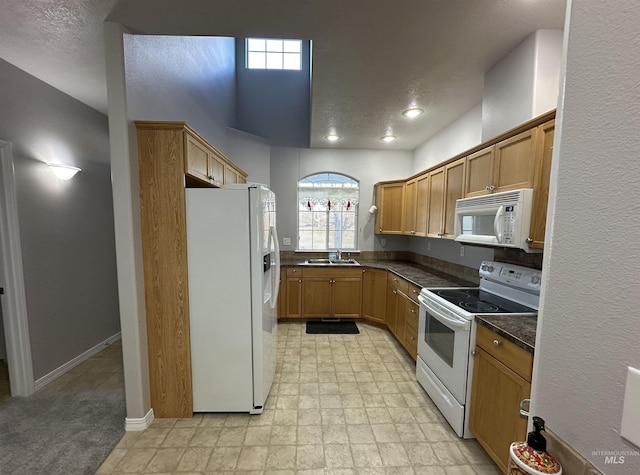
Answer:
[419,295,471,330]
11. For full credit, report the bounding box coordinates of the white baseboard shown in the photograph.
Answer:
[34,332,122,391]
[125,408,154,431]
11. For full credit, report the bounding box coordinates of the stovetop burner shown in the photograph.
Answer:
[459,300,500,312]
[430,288,536,314]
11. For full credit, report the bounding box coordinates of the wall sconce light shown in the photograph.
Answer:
[48,164,81,180]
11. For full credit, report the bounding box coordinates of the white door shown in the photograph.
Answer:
[251,186,279,411]
[417,293,471,404]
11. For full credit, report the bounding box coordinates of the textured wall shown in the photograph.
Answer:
[0,58,120,380]
[531,1,640,473]
[270,147,413,253]
[225,128,271,186]
[124,35,236,153]
[482,30,562,141]
[413,104,482,174]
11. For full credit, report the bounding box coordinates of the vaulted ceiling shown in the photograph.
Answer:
[0,0,566,150]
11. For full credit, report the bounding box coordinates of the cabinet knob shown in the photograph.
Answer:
[292,269,296,272]
[493,339,501,346]
[393,290,397,294]
[411,309,415,313]
[362,269,365,273]
[410,336,415,341]
[379,228,382,232]
[526,237,533,243]
[298,279,301,283]
[488,185,496,191]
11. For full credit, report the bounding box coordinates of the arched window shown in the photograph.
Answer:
[297,173,359,250]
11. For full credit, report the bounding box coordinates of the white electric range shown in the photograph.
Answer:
[416,260,541,438]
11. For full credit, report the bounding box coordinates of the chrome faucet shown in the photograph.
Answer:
[336,249,342,260]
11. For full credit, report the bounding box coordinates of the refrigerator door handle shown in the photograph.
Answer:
[269,225,281,310]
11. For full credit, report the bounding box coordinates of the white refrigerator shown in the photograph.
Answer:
[186,184,280,414]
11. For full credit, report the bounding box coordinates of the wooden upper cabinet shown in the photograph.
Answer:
[427,167,445,238]
[403,178,417,235]
[465,146,495,197]
[180,124,246,187]
[427,158,466,239]
[415,173,430,236]
[443,158,466,238]
[529,119,555,249]
[375,181,405,234]
[494,128,537,193]
[185,134,210,183]
[464,128,538,197]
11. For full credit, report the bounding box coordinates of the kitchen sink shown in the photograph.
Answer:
[303,258,360,266]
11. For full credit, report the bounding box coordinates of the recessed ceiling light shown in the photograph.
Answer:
[402,108,424,119]
[381,135,397,143]
[325,134,341,142]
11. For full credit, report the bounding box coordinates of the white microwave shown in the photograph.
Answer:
[453,188,540,252]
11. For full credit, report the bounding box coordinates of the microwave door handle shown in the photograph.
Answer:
[494,205,504,243]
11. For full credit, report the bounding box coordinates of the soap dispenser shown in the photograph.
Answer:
[508,416,562,474]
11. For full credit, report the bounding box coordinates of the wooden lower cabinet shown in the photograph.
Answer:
[301,268,362,318]
[285,268,303,318]
[469,325,533,473]
[384,273,419,360]
[362,268,387,323]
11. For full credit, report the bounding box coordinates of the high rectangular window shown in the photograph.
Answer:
[246,38,302,70]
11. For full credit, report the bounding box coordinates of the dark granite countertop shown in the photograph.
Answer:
[280,258,474,288]
[475,315,537,353]
[280,257,537,352]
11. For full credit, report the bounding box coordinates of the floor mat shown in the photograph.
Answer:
[306,320,360,334]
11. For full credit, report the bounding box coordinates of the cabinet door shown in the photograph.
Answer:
[394,292,407,343]
[427,167,445,237]
[332,277,362,317]
[469,347,531,473]
[302,278,332,317]
[224,163,239,184]
[185,133,210,183]
[442,158,466,238]
[285,276,303,318]
[208,152,225,187]
[403,178,417,235]
[494,128,537,193]
[377,182,405,234]
[465,146,495,197]
[415,173,430,236]
[278,269,286,318]
[403,297,419,360]
[529,120,555,249]
[362,268,387,323]
[385,285,398,334]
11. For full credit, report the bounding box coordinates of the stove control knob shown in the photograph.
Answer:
[486,265,494,273]
[531,275,541,285]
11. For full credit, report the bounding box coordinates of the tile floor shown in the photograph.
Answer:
[98,322,499,474]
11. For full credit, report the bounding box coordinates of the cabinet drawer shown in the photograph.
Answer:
[404,324,418,360]
[405,298,419,330]
[302,267,362,278]
[407,282,421,303]
[387,272,409,293]
[476,324,533,381]
[286,267,301,277]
